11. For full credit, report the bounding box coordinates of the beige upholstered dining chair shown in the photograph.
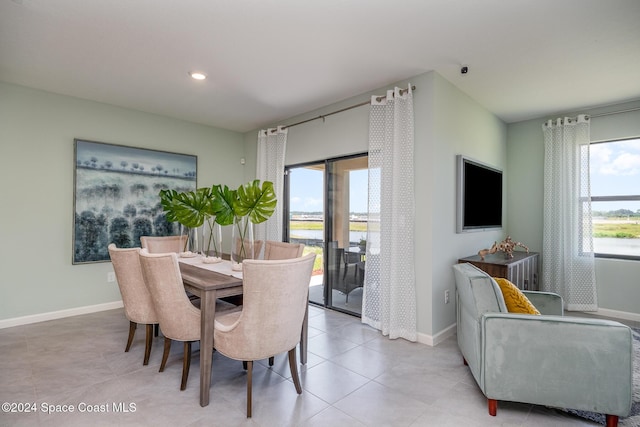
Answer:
[107,244,158,366]
[263,240,306,366]
[263,240,305,260]
[138,249,236,390]
[213,253,316,417]
[141,234,202,302]
[140,235,187,253]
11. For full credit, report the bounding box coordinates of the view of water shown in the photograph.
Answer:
[290,229,380,247]
[593,237,640,256]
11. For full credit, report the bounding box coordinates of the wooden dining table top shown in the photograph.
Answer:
[178,257,243,297]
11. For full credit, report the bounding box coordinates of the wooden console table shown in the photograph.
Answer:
[458,251,539,290]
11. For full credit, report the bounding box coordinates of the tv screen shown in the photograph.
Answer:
[456,155,503,233]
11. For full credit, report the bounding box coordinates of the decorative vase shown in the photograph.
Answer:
[201,218,222,263]
[231,216,254,269]
[179,224,199,257]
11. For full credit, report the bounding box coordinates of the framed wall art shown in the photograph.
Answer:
[73,139,197,264]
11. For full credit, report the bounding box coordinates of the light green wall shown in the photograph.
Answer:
[506,100,640,316]
[431,73,507,334]
[505,119,545,252]
[243,71,507,338]
[10,75,634,333]
[0,82,245,321]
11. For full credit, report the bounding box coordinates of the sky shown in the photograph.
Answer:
[289,167,324,212]
[289,167,369,213]
[590,138,640,212]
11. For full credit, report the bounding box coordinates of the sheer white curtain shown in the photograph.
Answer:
[255,126,287,244]
[362,85,417,341]
[542,115,598,311]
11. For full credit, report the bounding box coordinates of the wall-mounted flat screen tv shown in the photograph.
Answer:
[456,155,503,233]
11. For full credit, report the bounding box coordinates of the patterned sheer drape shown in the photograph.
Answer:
[255,126,287,244]
[542,115,597,311]
[362,85,417,341]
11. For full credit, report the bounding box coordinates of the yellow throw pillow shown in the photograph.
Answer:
[493,277,540,315]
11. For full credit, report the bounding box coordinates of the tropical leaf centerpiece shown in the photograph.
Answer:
[159,180,276,265]
[212,180,276,267]
[159,187,215,228]
[159,186,216,256]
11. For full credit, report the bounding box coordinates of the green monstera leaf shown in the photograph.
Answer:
[210,184,237,226]
[159,187,215,229]
[211,180,276,226]
[159,189,180,223]
[234,180,277,225]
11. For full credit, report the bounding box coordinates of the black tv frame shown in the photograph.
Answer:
[456,155,503,233]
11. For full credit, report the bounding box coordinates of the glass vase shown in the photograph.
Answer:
[201,218,222,262]
[179,224,199,256]
[231,216,254,269]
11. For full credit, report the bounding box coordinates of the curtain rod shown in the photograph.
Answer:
[271,85,417,132]
[589,106,640,118]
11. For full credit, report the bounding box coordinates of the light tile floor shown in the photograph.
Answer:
[0,306,636,427]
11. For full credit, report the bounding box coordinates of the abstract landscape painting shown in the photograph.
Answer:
[73,139,196,264]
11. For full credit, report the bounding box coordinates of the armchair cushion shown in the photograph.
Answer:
[493,277,540,315]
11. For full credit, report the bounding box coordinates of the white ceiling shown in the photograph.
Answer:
[1,0,639,133]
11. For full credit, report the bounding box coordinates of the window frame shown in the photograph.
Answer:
[588,137,640,261]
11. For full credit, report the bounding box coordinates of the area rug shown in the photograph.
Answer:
[567,327,640,426]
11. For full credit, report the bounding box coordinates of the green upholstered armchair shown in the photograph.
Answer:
[453,262,633,427]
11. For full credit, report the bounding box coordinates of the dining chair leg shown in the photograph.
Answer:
[246,360,253,418]
[125,321,136,352]
[154,323,159,337]
[181,341,192,391]
[143,324,153,365]
[300,301,308,365]
[288,348,302,394]
[243,361,247,370]
[268,356,274,366]
[159,337,171,372]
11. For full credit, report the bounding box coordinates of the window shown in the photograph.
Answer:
[589,137,640,259]
[285,154,369,316]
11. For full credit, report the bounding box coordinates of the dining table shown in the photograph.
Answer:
[178,256,309,407]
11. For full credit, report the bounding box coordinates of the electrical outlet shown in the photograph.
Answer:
[107,272,116,283]
[444,289,450,304]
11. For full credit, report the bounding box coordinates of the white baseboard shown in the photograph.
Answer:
[595,308,640,323]
[0,301,124,329]
[417,322,457,347]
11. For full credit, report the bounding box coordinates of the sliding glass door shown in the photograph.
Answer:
[285,154,368,316]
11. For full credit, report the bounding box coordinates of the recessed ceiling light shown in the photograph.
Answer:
[189,71,207,80]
